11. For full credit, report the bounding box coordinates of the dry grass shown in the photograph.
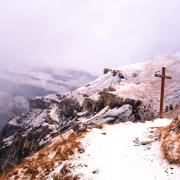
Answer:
[95,124,106,129]
[0,129,90,180]
[52,162,83,179]
[158,119,180,165]
[52,172,83,180]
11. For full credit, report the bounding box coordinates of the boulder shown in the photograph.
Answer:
[103,104,133,123]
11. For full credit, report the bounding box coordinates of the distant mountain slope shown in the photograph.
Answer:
[0,54,179,177]
[0,65,96,129]
[70,53,180,112]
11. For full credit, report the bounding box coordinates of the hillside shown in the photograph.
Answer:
[0,54,179,179]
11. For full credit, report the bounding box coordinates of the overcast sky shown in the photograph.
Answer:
[0,0,180,73]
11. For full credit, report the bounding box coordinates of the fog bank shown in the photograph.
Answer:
[0,0,180,72]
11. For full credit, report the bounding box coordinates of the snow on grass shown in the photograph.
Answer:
[71,118,180,180]
[1,130,88,180]
[159,117,180,165]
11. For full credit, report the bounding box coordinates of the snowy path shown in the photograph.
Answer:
[73,119,180,180]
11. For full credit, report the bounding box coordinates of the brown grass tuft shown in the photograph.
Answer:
[95,124,105,129]
[52,172,83,180]
[159,119,180,165]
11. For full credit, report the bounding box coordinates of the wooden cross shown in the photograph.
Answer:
[155,67,172,118]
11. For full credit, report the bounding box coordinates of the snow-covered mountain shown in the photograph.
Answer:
[0,54,179,179]
[0,65,96,130]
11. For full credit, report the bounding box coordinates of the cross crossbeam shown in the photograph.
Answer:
[155,67,172,118]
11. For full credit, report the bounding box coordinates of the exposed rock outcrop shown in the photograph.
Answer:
[58,98,81,119]
[82,90,144,121]
[82,97,103,113]
[103,68,112,74]
[29,97,53,109]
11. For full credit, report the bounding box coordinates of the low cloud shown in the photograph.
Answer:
[0,0,180,72]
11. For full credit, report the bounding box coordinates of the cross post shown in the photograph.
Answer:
[155,67,172,118]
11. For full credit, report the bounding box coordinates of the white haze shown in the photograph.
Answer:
[0,0,180,73]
